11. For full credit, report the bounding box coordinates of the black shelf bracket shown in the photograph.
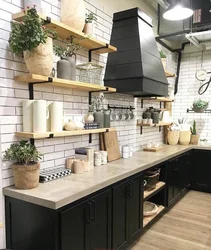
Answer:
[159,126,162,132]
[89,87,109,105]
[30,138,35,145]
[44,16,51,24]
[89,134,92,144]
[88,44,109,62]
[28,77,53,100]
[140,126,143,135]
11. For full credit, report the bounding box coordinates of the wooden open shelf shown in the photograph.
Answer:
[165,71,176,78]
[15,128,115,139]
[137,122,172,127]
[14,74,116,93]
[12,12,117,54]
[140,97,174,102]
[143,205,165,227]
[144,182,166,200]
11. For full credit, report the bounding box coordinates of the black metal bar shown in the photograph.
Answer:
[30,138,35,145]
[108,105,135,110]
[160,102,162,109]
[44,16,51,24]
[140,126,142,135]
[49,134,54,138]
[159,126,162,132]
[28,78,53,100]
[187,109,211,113]
[89,134,92,143]
[141,99,143,108]
[88,44,109,62]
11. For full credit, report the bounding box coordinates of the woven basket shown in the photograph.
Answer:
[167,131,179,145]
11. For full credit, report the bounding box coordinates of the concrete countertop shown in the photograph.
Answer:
[3,145,211,209]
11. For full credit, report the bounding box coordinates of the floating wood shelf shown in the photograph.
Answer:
[15,128,115,139]
[12,12,117,54]
[143,205,165,227]
[137,122,172,127]
[14,74,116,93]
[144,182,166,200]
[165,71,176,78]
[140,97,174,102]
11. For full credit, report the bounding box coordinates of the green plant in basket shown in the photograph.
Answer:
[85,12,97,23]
[192,99,209,113]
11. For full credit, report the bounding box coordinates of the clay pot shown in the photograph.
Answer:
[12,163,40,189]
[24,37,53,76]
[167,131,179,145]
[190,134,200,145]
[83,22,93,36]
[179,131,191,145]
[61,0,85,31]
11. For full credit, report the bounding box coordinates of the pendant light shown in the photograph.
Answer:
[163,0,193,21]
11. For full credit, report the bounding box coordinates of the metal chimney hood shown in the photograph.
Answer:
[104,8,168,97]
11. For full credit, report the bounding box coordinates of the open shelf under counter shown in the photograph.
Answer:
[144,181,166,201]
[14,74,116,93]
[15,128,115,139]
[12,12,117,54]
[143,205,165,228]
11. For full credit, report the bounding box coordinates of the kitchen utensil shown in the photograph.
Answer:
[129,110,134,120]
[33,100,49,133]
[124,110,130,120]
[22,100,34,132]
[143,201,158,217]
[110,109,117,121]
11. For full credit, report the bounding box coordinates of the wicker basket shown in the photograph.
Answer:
[76,62,103,85]
[167,131,179,145]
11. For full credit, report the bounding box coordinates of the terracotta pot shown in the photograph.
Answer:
[12,163,40,189]
[167,131,179,145]
[190,134,200,145]
[61,0,85,31]
[23,37,53,76]
[83,22,93,36]
[179,131,191,145]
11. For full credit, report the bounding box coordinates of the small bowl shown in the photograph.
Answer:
[143,201,158,217]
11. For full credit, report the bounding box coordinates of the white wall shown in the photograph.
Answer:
[0,0,160,247]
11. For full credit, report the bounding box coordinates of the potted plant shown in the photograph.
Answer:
[190,120,200,145]
[160,50,166,69]
[3,140,43,189]
[54,38,82,80]
[84,103,95,123]
[83,12,97,36]
[192,99,209,113]
[9,6,57,76]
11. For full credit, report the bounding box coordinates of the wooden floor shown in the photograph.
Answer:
[132,191,211,250]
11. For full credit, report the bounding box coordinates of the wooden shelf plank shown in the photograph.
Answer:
[14,74,116,93]
[143,205,165,227]
[12,12,117,54]
[137,122,172,127]
[144,181,166,200]
[140,97,174,102]
[15,128,115,139]
[165,71,176,77]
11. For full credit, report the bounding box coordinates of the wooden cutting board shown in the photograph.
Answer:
[143,147,163,152]
[103,130,121,162]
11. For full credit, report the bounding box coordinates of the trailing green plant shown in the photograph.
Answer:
[159,50,166,58]
[190,120,197,135]
[3,140,43,165]
[193,99,209,108]
[85,12,97,23]
[53,37,82,58]
[9,6,57,54]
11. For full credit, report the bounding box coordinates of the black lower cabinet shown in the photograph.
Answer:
[192,150,211,193]
[112,174,143,250]
[180,152,192,196]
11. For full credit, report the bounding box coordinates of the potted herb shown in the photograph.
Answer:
[54,38,82,80]
[159,50,166,69]
[3,140,43,189]
[9,6,57,76]
[192,99,209,113]
[83,12,97,36]
[84,103,95,123]
[190,120,200,145]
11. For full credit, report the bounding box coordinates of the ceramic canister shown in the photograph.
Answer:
[51,101,63,132]
[33,100,49,133]
[22,100,34,132]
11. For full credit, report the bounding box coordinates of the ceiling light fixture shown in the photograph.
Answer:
[163,1,193,21]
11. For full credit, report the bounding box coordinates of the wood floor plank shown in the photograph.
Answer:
[131,191,211,250]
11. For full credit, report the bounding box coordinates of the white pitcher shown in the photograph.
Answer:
[22,100,34,132]
[33,100,49,133]
[51,101,63,132]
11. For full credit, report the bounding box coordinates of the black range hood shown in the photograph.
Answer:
[104,8,168,97]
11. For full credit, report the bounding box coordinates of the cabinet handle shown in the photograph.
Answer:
[85,202,91,223]
[127,182,131,199]
[91,200,96,220]
[130,181,134,198]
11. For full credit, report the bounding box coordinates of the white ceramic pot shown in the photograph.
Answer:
[23,37,53,76]
[22,100,34,132]
[50,102,63,132]
[33,100,49,133]
[84,113,94,123]
[83,22,93,36]
[61,0,85,31]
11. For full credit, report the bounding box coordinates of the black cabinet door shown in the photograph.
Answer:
[180,153,191,195]
[112,174,143,250]
[61,201,89,250]
[89,189,112,250]
[192,150,211,192]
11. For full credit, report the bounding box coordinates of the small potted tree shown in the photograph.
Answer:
[192,99,209,113]
[9,6,57,76]
[190,120,200,145]
[83,12,97,36]
[3,141,42,189]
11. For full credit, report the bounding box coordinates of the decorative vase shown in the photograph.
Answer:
[94,110,104,128]
[179,131,191,145]
[83,23,93,36]
[66,56,76,80]
[23,37,53,76]
[84,113,94,123]
[61,0,85,31]
[167,131,179,145]
[12,163,40,189]
[50,102,63,132]
[22,100,34,132]
[33,100,49,133]
[57,57,71,80]
[190,134,200,145]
